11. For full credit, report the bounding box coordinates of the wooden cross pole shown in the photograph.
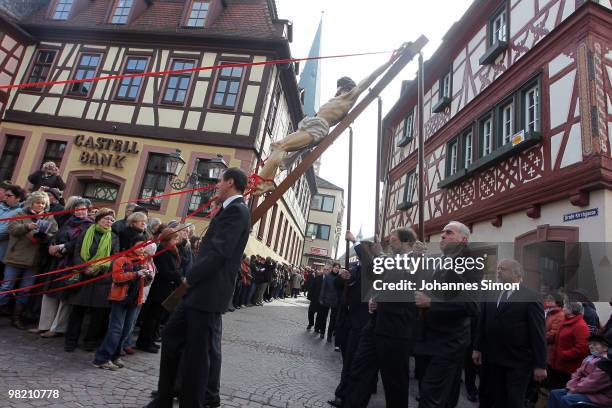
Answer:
[250,35,428,226]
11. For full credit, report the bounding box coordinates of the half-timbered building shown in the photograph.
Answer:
[379,0,612,303]
[0,0,315,265]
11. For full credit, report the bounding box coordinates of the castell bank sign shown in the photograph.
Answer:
[74,134,140,169]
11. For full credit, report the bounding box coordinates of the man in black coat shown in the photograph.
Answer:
[341,227,420,408]
[414,221,480,408]
[146,168,250,408]
[307,269,324,330]
[473,258,547,408]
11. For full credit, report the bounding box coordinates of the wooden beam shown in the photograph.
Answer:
[251,36,428,226]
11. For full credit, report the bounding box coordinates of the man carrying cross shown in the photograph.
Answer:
[254,43,410,195]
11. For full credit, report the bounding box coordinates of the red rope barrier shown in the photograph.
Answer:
[0,50,392,91]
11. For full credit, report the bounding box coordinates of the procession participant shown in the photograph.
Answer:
[146,168,250,408]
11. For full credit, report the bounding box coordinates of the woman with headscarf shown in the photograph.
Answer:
[64,208,119,352]
[0,191,57,329]
[32,197,92,338]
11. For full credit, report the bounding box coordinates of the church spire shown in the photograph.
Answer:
[298,13,323,118]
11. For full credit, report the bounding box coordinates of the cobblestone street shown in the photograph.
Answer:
[0,297,474,407]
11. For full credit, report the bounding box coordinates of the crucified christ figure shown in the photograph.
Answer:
[254,43,411,195]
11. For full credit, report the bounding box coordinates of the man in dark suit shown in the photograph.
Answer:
[307,268,324,331]
[414,221,480,408]
[473,259,547,408]
[341,227,420,408]
[146,168,251,408]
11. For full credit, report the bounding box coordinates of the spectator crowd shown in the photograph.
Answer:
[0,163,309,372]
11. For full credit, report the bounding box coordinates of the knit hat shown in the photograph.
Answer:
[95,208,116,223]
[47,188,62,201]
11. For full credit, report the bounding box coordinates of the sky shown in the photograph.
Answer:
[276,0,473,255]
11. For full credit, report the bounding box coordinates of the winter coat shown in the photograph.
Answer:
[4,210,57,271]
[549,314,590,374]
[177,240,193,278]
[567,354,612,406]
[66,228,119,308]
[319,272,340,307]
[546,307,565,364]
[27,170,65,192]
[108,255,147,306]
[44,215,93,298]
[146,245,182,304]
[0,202,22,241]
[582,302,601,334]
[291,272,303,289]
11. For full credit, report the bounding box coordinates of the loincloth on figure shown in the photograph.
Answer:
[280,116,330,171]
[298,116,330,144]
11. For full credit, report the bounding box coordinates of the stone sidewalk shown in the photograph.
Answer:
[0,297,476,407]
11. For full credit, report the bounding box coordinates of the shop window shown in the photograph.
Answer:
[138,153,169,209]
[83,182,119,202]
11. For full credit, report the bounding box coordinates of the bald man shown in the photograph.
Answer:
[413,221,481,408]
[472,259,546,408]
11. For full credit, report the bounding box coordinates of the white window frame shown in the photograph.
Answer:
[483,117,493,155]
[502,103,514,144]
[405,172,416,204]
[524,85,540,133]
[492,10,507,43]
[441,72,452,99]
[464,132,473,167]
[449,142,458,176]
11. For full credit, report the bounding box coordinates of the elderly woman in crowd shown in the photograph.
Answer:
[27,161,65,192]
[32,197,92,338]
[0,191,57,329]
[118,211,149,251]
[548,301,591,389]
[64,208,120,352]
[136,227,182,353]
[93,236,153,370]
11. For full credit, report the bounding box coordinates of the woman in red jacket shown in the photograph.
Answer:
[548,301,590,389]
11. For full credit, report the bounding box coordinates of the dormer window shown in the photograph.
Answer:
[491,9,507,44]
[111,0,133,24]
[186,1,210,27]
[52,0,73,20]
[432,66,452,113]
[480,2,509,65]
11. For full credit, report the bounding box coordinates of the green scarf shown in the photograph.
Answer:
[80,224,113,270]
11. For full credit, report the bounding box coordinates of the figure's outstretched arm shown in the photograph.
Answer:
[352,43,410,96]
